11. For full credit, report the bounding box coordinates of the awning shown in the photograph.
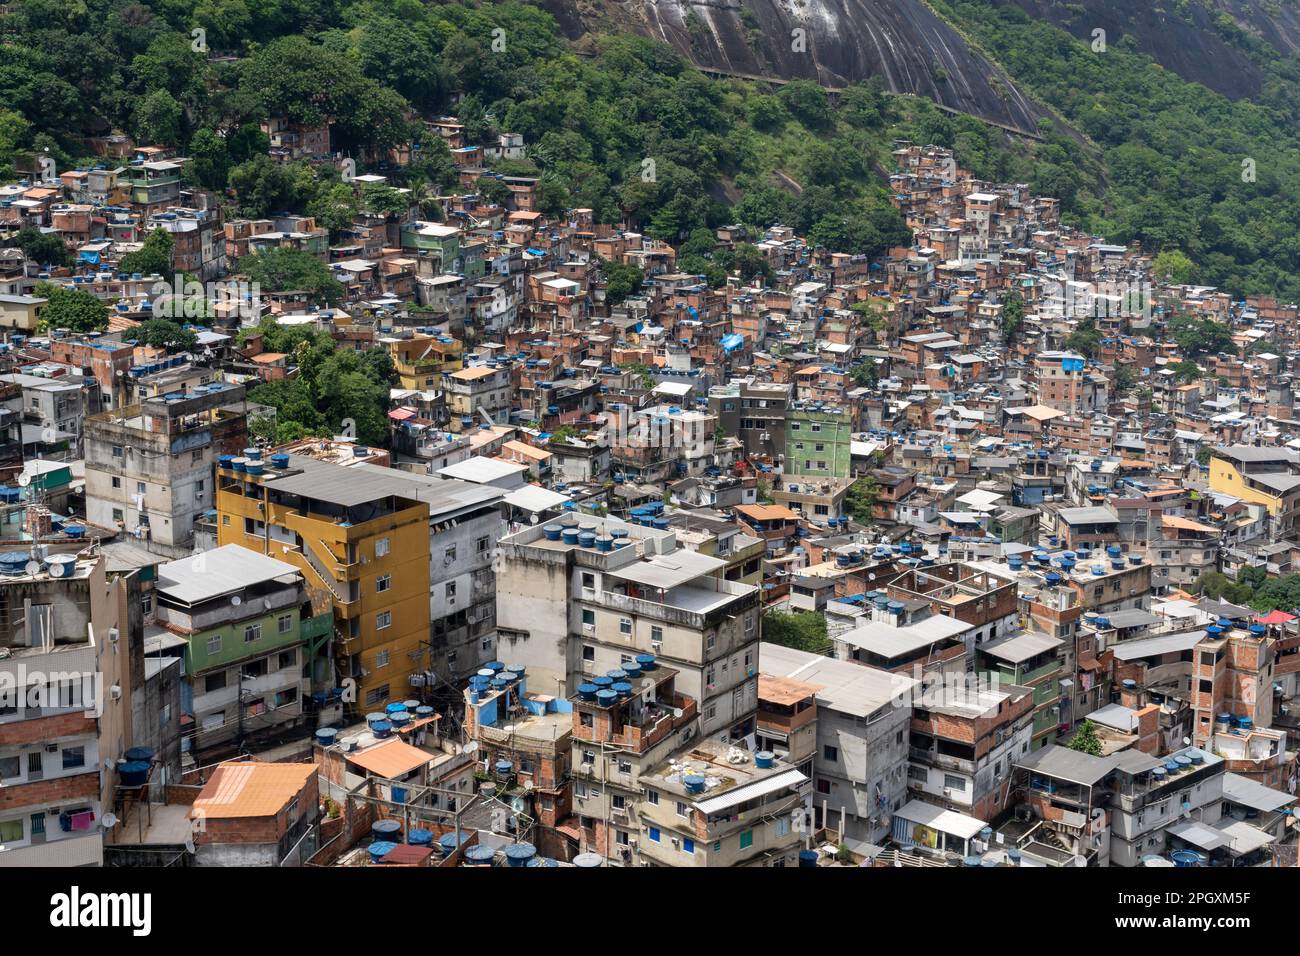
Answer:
[1168,820,1228,851]
[1254,610,1295,625]
[693,768,806,815]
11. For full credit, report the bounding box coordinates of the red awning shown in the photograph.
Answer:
[1253,610,1295,625]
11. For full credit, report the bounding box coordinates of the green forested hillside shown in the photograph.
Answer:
[2,0,1299,298]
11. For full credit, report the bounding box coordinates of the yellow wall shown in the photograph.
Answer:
[216,473,431,709]
[1208,458,1281,515]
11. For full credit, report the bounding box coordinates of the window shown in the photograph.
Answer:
[739,829,753,849]
[112,445,124,458]
[0,756,19,780]
[648,827,661,843]
[243,623,261,644]
[477,536,490,554]
[581,609,595,627]
[61,747,86,770]
[365,685,389,707]
[682,837,695,854]
[944,774,967,792]
[375,650,390,668]
[619,618,632,636]
[823,745,838,762]
[646,789,659,805]
[582,645,595,662]
[817,779,831,794]
[136,481,146,495]
[444,544,457,562]
[112,508,124,523]
[0,819,22,842]
[206,634,222,656]
[375,538,390,557]
[376,574,391,593]
[445,582,457,601]
[650,625,663,643]
[111,476,121,489]
[204,672,227,693]
[676,801,689,817]
[612,794,626,810]
[278,650,296,670]
[581,572,595,591]
[376,611,392,630]
[141,593,153,614]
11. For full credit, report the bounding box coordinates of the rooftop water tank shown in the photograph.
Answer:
[464,845,495,867]
[368,841,398,863]
[504,843,537,867]
[755,751,774,769]
[118,761,150,787]
[371,820,402,842]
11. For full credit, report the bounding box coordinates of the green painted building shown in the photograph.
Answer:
[784,403,853,479]
[155,544,322,757]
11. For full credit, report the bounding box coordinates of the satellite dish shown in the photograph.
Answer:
[462,741,479,754]
[48,561,65,578]
[101,812,118,829]
[17,474,30,487]
[1183,736,1191,746]
[184,839,196,854]
[24,561,40,575]
[671,707,683,719]
[231,595,242,606]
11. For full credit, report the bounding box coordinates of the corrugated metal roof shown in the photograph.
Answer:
[692,768,806,815]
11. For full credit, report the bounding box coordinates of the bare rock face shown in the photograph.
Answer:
[544,0,1052,135]
[1006,0,1300,102]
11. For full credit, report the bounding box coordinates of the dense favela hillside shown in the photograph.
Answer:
[3,0,1300,877]
[2,0,1300,299]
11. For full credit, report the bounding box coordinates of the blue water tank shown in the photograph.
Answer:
[464,845,495,866]
[636,654,657,671]
[755,751,774,769]
[371,820,402,842]
[798,849,818,868]
[118,761,150,787]
[684,774,706,794]
[504,842,537,867]
[369,841,398,863]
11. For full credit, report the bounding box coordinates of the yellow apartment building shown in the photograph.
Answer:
[216,451,431,711]
[1208,445,1300,534]
[383,332,463,391]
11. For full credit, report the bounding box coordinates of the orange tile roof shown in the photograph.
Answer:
[346,738,432,779]
[190,762,316,820]
[1161,515,1219,534]
[736,504,801,522]
[449,365,497,381]
[758,674,821,706]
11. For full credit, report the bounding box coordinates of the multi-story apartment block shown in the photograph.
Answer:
[495,516,762,746]
[154,544,330,761]
[84,383,248,558]
[0,549,132,866]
